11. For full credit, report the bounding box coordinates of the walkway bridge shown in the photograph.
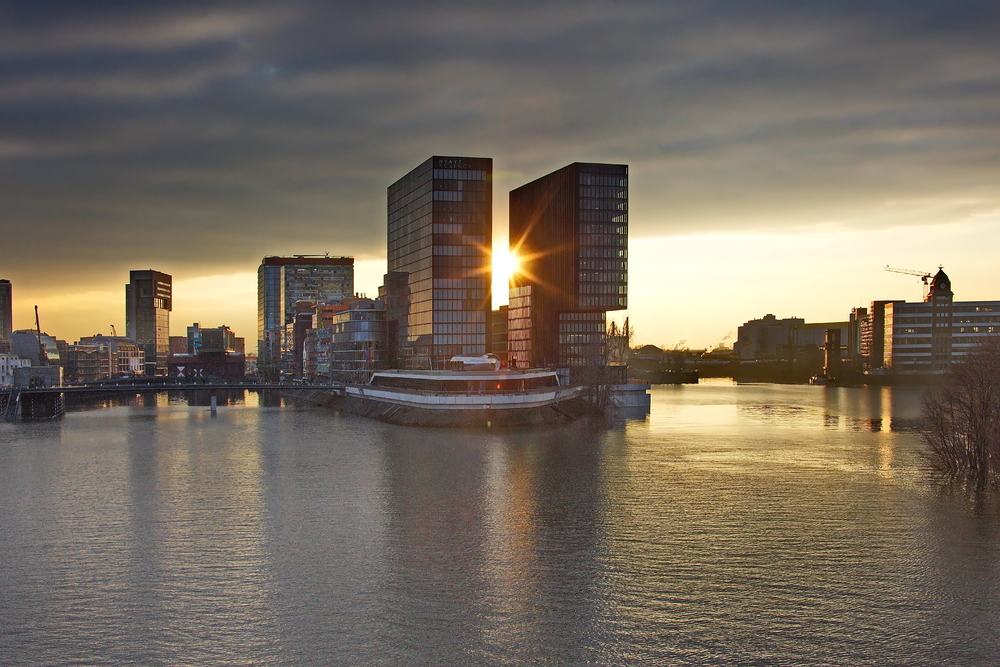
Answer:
[1,382,346,422]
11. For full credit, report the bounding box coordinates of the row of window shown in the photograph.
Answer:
[580,295,627,308]
[433,190,487,202]
[433,323,486,335]
[431,335,487,346]
[579,283,628,294]
[580,223,627,235]
[579,173,626,187]
[581,246,628,258]
[434,201,489,214]
[579,259,627,271]
[430,299,485,311]
[558,334,603,345]
[432,244,487,256]
[432,168,488,181]
[579,271,627,284]
[434,179,486,191]
[433,235,487,248]
[432,309,486,322]
[434,278,489,289]
[578,186,626,200]
[580,210,628,223]
[432,288,487,300]
[558,312,605,322]
[579,234,627,248]
[558,323,604,334]
[955,326,1000,334]
[579,198,627,211]
[433,256,490,268]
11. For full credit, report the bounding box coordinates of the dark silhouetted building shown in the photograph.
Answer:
[508,162,627,368]
[168,323,245,380]
[257,255,354,377]
[0,279,11,350]
[126,270,172,376]
[386,156,492,368]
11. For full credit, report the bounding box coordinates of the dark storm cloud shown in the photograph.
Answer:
[2,0,999,290]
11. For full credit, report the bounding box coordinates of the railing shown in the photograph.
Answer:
[0,382,345,396]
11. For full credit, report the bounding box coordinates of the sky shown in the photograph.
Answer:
[2,1,998,349]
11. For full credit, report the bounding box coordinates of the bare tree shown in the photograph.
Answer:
[922,338,1000,488]
[606,317,633,366]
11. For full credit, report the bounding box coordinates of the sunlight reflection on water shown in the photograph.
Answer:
[1,383,998,666]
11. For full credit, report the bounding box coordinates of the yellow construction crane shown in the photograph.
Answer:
[885,265,935,285]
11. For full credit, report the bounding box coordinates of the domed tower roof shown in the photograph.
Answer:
[925,267,953,302]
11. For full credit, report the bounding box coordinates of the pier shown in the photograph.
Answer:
[0,382,346,422]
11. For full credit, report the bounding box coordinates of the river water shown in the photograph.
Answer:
[2,381,999,666]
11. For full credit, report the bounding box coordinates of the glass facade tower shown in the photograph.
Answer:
[508,163,628,368]
[386,156,492,368]
[256,255,354,375]
[125,270,172,376]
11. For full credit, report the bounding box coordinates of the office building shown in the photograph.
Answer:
[1,354,30,386]
[257,255,354,377]
[386,156,492,368]
[167,323,245,380]
[9,329,61,366]
[878,269,1000,373]
[508,162,627,368]
[126,270,172,376]
[72,336,146,380]
[0,279,11,348]
[736,314,848,361]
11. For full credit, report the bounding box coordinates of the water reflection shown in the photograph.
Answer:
[729,385,926,434]
[4,385,1000,665]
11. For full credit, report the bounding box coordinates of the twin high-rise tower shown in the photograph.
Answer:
[386,156,494,368]
[386,156,628,369]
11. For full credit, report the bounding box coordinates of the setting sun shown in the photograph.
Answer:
[492,249,520,305]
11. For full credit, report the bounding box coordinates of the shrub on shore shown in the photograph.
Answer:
[922,338,1000,488]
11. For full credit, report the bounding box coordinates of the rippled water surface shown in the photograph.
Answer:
[2,382,999,666]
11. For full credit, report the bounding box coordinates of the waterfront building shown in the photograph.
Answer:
[0,279,11,348]
[257,255,354,377]
[508,162,627,368]
[9,329,61,366]
[126,270,172,376]
[185,323,244,356]
[0,353,30,386]
[166,323,245,380]
[62,345,103,384]
[328,298,386,376]
[876,269,1000,374]
[736,315,848,361]
[303,298,387,381]
[386,156,492,369]
[75,336,146,378]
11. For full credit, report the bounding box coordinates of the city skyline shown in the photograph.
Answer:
[2,2,999,349]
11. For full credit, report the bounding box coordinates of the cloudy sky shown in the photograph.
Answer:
[2,0,999,349]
